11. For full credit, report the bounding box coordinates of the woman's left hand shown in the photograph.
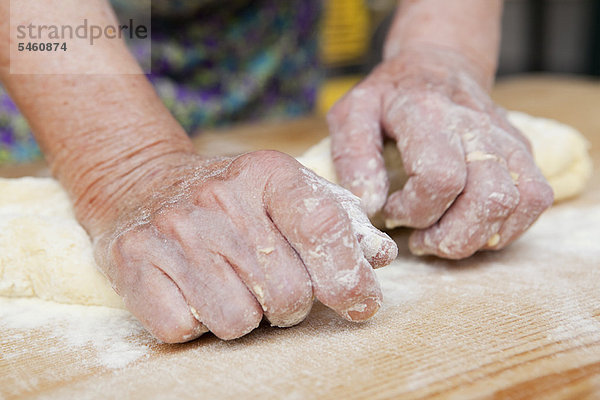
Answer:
[327,47,553,259]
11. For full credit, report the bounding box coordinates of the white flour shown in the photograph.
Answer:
[0,298,151,369]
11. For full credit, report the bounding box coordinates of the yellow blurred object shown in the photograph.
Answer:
[319,0,370,66]
[316,75,364,115]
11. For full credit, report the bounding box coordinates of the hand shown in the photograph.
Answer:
[88,151,397,342]
[327,47,553,259]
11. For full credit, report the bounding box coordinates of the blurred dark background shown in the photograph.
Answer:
[322,0,600,77]
[497,0,599,76]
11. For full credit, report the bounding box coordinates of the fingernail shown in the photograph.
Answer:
[343,296,382,322]
[362,233,398,268]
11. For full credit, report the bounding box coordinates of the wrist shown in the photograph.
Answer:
[385,43,496,91]
[2,71,197,237]
[383,0,502,91]
[62,125,196,237]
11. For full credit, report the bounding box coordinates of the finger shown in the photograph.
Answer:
[327,83,389,216]
[264,156,383,322]
[193,179,315,328]
[153,208,263,341]
[382,94,467,228]
[326,183,398,268]
[409,156,520,259]
[230,216,314,328]
[352,213,398,268]
[108,226,208,343]
[483,148,554,250]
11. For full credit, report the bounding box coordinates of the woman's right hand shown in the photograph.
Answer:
[86,150,397,342]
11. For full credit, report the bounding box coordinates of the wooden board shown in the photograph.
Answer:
[1,75,599,399]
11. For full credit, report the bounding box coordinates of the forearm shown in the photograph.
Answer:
[384,0,503,89]
[0,0,194,233]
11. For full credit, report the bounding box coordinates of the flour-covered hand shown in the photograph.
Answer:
[327,47,553,259]
[88,151,396,342]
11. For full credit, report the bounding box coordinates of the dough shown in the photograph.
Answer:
[0,111,592,308]
[506,111,593,201]
[0,178,124,308]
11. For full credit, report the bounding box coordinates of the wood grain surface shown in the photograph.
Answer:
[1,75,599,399]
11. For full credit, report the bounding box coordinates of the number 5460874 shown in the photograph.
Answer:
[17,42,67,51]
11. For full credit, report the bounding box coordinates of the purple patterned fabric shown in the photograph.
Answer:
[0,0,322,164]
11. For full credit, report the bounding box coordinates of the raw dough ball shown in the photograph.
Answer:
[506,111,593,202]
[298,111,593,228]
[0,111,592,308]
[0,178,124,308]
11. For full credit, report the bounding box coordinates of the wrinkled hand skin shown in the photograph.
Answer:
[327,47,554,260]
[87,151,397,343]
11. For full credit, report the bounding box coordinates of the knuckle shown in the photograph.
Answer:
[485,184,520,217]
[152,207,188,235]
[106,229,153,293]
[442,168,468,194]
[471,170,520,218]
[520,180,554,212]
[422,161,467,197]
[192,179,229,208]
[240,149,294,168]
[111,226,150,261]
[238,150,299,183]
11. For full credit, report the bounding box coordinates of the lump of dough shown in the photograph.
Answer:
[0,177,124,308]
[506,111,593,202]
[298,111,593,228]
